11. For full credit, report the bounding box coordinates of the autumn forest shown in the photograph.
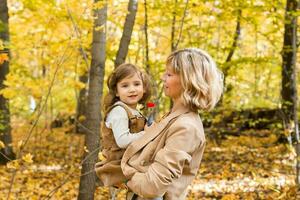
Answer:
[0,0,300,199]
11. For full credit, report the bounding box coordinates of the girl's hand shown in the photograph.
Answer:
[144,122,155,130]
[114,181,128,190]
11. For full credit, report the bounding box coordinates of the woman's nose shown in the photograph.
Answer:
[161,73,165,81]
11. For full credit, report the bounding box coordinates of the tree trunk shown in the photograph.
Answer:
[114,0,138,68]
[281,0,299,184]
[0,0,15,164]
[281,0,298,142]
[144,0,150,72]
[75,73,88,133]
[77,1,107,199]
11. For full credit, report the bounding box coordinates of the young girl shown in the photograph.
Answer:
[121,48,223,199]
[95,63,151,187]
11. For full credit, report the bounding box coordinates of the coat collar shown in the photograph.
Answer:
[122,105,191,163]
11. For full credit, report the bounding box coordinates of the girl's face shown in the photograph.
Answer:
[161,65,183,101]
[116,72,144,109]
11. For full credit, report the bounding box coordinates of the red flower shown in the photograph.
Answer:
[146,102,155,108]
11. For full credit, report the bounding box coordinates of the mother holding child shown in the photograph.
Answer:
[95,48,223,200]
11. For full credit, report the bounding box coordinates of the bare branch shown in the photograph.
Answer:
[174,0,189,50]
[223,9,242,77]
[66,6,90,70]
[171,0,177,51]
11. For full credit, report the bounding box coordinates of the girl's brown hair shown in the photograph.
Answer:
[103,63,151,113]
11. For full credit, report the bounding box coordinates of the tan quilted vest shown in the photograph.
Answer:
[95,102,146,186]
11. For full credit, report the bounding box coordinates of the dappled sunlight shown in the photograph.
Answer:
[30,164,63,172]
[190,174,294,194]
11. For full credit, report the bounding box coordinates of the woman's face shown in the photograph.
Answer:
[161,65,183,101]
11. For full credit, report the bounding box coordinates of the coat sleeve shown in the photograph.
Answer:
[126,122,202,198]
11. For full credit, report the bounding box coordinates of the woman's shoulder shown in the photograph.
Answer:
[178,111,202,125]
[171,112,204,133]
[167,112,205,143]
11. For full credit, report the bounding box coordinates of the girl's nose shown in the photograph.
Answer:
[129,85,136,92]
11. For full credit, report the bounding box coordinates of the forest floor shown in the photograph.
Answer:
[0,122,299,200]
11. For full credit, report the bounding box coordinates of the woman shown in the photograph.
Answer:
[121,48,223,200]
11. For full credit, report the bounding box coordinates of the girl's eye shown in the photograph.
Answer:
[134,82,141,86]
[121,84,128,88]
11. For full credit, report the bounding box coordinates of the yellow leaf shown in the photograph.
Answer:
[0,40,4,50]
[31,88,42,99]
[95,25,104,32]
[74,81,86,90]
[221,194,239,200]
[84,146,89,153]
[93,2,106,9]
[98,152,106,161]
[0,88,17,99]
[0,53,9,64]
[7,160,20,170]
[18,140,23,148]
[0,141,5,149]
[4,73,17,86]
[24,80,43,98]
[268,186,281,193]
[22,153,33,164]
[78,115,86,122]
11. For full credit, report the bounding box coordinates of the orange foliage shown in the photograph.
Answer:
[0,53,8,64]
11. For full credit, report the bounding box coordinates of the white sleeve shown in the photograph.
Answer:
[106,106,145,149]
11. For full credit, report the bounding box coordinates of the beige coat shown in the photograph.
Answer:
[121,105,206,200]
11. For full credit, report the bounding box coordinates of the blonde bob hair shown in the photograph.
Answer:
[166,48,223,111]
